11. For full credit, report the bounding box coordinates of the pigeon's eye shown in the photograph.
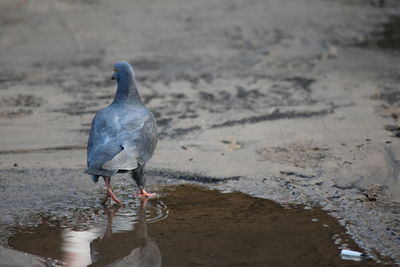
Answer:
[113,68,117,72]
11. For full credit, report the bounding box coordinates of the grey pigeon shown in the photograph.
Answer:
[85,62,158,204]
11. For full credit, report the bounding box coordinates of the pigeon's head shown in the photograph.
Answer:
[111,61,135,82]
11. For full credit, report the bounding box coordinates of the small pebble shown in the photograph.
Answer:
[334,238,343,245]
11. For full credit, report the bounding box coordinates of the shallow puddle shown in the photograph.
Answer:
[8,185,383,266]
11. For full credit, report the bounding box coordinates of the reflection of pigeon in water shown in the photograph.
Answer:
[89,200,162,267]
[85,62,158,204]
[108,201,162,267]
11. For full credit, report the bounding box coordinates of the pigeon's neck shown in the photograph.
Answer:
[112,76,143,105]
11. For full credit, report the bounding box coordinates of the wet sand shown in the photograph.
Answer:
[1,0,400,264]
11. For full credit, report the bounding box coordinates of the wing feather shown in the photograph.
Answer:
[86,104,157,175]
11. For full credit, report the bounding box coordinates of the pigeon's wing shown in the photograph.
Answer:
[102,146,138,170]
[85,107,139,175]
[85,108,122,176]
[117,108,158,165]
[86,113,102,167]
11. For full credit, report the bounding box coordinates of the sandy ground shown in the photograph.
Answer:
[1,0,400,264]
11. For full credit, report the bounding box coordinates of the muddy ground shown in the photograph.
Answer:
[7,185,385,266]
[0,0,400,264]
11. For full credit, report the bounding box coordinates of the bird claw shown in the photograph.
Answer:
[136,189,156,198]
[102,191,123,206]
[110,195,123,205]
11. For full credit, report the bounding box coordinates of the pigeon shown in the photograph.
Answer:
[85,62,158,205]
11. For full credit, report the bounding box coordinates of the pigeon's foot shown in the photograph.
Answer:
[100,191,122,206]
[103,176,123,205]
[107,189,123,205]
[137,189,156,198]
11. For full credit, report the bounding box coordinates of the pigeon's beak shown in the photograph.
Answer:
[111,71,117,80]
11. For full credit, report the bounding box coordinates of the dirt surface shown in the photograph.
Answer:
[1,0,400,264]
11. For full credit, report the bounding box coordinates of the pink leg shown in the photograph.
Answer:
[137,189,156,198]
[103,176,123,205]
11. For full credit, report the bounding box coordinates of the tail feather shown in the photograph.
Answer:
[84,166,116,177]
[91,175,99,183]
[102,148,138,170]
